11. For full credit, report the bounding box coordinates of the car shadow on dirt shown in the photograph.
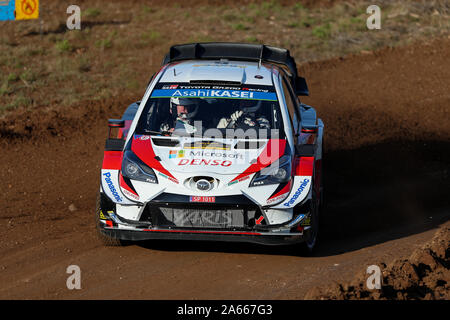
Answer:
[136,139,450,257]
[317,139,450,254]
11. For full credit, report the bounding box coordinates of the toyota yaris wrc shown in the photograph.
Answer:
[97,43,324,252]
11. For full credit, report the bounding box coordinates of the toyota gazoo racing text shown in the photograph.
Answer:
[97,43,324,252]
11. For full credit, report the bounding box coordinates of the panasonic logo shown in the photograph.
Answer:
[103,172,123,202]
[284,179,310,207]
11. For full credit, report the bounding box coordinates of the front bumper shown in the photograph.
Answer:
[99,192,310,246]
[100,227,305,245]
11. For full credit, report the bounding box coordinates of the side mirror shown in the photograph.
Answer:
[108,119,125,139]
[108,119,125,128]
[301,124,318,133]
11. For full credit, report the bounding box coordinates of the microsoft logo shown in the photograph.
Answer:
[169,150,185,159]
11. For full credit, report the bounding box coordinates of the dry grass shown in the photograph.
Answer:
[0,0,448,114]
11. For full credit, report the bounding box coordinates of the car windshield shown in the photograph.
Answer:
[135,83,284,139]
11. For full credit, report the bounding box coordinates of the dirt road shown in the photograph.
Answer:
[0,38,449,299]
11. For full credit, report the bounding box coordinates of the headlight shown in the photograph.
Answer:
[250,155,291,187]
[121,151,158,184]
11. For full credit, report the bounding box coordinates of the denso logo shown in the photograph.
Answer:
[103,172,123,202]
[283,179,310,207]
[178,159,232,167]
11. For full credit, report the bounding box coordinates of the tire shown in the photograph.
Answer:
[300,138,325,255]
[319,135,325,208]
[95,193,124,246]
[298,188,320,256]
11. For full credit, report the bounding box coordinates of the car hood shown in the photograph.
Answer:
[130,135,287,176]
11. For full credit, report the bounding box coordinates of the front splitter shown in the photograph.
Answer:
[100,227,305,246]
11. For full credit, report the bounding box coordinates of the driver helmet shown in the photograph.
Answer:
[170,97,199,120]
[240,100,262,114]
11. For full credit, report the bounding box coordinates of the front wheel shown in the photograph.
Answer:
[95,193,124,246]
[298,189,320,255]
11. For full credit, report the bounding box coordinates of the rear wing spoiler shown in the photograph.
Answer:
[161,42,309,96]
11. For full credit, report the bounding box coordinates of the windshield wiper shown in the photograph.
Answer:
[144,129,171,136]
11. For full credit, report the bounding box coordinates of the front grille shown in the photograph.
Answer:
[161,208,244,228]
[145,205,260,229]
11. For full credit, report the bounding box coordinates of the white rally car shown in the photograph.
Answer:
[97,43,324,253]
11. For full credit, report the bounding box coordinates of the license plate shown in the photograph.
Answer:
[189,196,216,203]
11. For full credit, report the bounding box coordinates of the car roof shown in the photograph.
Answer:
[158,60,276,86]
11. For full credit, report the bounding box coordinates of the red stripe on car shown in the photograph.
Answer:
[102,151,123,170]
[294,156,314,176]
[255,216,264,225]
[119,173,139,198]
[131,136,177,180]
[268,180,292,200]
[230,139,286,182]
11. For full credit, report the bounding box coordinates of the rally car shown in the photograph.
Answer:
[96,43,324,253]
